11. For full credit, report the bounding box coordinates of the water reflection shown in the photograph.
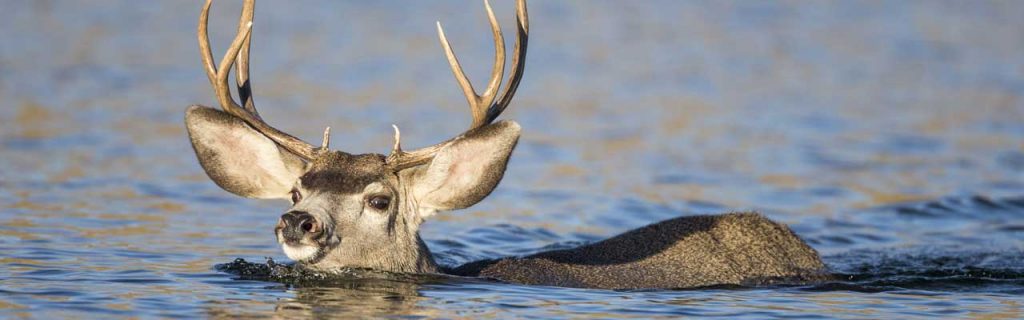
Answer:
[273,281,427,317]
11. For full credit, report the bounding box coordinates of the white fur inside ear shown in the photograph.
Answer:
[186,106,305,199]
[205,126,298,194]
[412,146,459,216]
[410,121,520,215]
[415,142,495,206]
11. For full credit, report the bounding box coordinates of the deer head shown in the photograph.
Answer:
[185,0,528,274]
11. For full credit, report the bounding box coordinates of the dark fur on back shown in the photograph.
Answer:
[448,212,827,289]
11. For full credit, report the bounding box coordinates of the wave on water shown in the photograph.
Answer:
[811,248,1024,294]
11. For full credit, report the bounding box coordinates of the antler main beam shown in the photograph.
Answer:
[386,0,529,170]
[197,0,320,159]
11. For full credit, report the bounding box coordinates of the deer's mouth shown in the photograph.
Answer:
[277,228,338,264]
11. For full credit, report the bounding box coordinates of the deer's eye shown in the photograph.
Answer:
[290,189,302,204]
[368,196,390,210]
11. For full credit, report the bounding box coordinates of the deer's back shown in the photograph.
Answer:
[449,212,827,289]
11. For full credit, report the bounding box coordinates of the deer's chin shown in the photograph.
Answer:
[281,243,319,262]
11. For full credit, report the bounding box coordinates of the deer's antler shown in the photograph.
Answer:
[386,0,529,170]
[198,0,321,160]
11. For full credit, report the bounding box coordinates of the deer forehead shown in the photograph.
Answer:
[299,152,394,195]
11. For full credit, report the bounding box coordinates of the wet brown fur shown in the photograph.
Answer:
[448,212,827,289]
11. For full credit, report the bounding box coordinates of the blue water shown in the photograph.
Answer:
[1,1,1023,318]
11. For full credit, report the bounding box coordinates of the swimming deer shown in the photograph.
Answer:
[185,0,827,289]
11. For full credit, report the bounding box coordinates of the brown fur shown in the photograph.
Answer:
[448,212,827,289]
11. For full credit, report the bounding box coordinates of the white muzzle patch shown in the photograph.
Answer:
[281,243,318,261]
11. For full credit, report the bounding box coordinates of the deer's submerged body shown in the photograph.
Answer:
[186,0,828,290]
[449,212,826,289]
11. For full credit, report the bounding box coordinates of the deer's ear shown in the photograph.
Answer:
[405,120,521,217]
[185,105,305,199]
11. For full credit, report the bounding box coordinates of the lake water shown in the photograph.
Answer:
[1,1,1022,318]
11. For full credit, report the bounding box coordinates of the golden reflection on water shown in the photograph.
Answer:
[13,102,56,139]
[274,283,428,318]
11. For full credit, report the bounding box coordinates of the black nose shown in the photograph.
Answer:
[279,211,319,243]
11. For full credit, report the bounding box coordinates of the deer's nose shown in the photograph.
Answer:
[279,211,319,243]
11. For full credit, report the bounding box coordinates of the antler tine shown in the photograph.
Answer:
[489,0,528,124]
[386,0,528,170]
[198,0,230,112]
[197,0,319,160]
[436,0,506,129]
[235,0,258,117]
[198,0,250,119]
[479,0,506,124]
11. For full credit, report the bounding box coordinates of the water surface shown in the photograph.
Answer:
[1,1,1023,318]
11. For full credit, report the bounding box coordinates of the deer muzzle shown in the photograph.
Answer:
[277,211,321,244]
